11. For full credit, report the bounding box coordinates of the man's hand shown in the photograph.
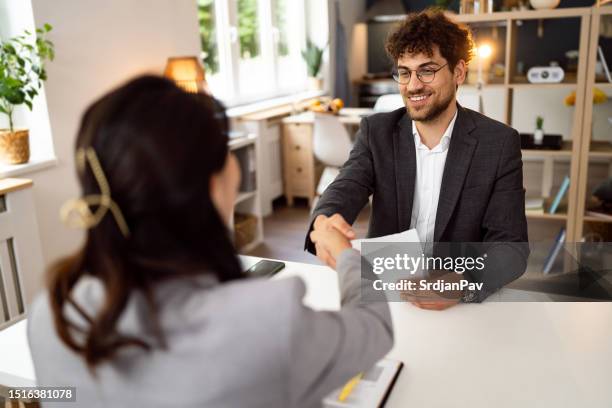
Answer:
[312,214,355,268]
[400,270,463,311]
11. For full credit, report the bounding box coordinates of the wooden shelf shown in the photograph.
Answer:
[0,178,33,195]
[526,211,568,221]
[522,141,573,158]
[583,214,612,223]
[509,74,578,88]
[449,7,591,24]
[588,141,612,158]
[594,81,612,90]
[521,141,612,159]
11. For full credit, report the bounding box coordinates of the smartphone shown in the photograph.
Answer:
[245,260,285,277]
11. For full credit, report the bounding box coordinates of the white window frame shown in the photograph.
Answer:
[205,0,308,106]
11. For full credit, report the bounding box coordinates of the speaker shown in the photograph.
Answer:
[527,66,565,83]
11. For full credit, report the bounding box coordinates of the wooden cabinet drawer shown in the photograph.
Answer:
[282,122,316,202]
[285,145,312,168]
[284,123,312,151]
[286,161,312,180]
[287,175,312,196]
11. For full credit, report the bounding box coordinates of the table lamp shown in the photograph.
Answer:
[472,43,493,113]
[164,56,208,94]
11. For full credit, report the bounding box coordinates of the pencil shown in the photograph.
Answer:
[338,372,364,402]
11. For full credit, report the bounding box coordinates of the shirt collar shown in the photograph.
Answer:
[412,109,458,152]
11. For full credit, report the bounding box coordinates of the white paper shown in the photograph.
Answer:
[351,229,420,251]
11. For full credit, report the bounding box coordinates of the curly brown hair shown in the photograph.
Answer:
[385,8,474,70]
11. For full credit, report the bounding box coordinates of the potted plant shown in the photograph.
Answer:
[534,115,544,145]
[301,39,325,91]
[0,24,54,165]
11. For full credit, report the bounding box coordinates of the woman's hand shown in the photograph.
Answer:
[309,226,352,269]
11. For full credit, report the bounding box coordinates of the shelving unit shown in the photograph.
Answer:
[452,7,593,245]
[228,133,264,253]
[573,6,612,242]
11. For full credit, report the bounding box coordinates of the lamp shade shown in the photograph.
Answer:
[164,56,207,93]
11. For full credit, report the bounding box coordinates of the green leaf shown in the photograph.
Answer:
[4,43,16,54]
[5,89,25,105]
[0,24,55,109]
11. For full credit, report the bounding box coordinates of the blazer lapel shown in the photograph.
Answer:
[394,113,416,232]
[434,105,478,241]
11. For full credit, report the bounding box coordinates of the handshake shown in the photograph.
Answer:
[309,213,355,269]
[310,213,462,311]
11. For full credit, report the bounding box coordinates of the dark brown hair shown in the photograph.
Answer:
[385,8,474,70]
[48,75,243,371]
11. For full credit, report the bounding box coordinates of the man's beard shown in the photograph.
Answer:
[405,90,454,123]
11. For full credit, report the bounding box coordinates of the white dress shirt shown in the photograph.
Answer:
[410,110,458,243]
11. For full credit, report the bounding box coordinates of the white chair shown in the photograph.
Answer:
[313,113,353,197]
[373,93,404,112]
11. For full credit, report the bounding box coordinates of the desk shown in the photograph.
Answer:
[0,318,36,392]
[3,256,612,407]
[280,109,374,206]
[246,257,612,407]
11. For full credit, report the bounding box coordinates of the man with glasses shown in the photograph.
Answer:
[305,9,528,309]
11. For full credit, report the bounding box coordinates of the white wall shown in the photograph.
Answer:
[18,0,201,295]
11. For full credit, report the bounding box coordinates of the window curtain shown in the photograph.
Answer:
[333,0,350,104]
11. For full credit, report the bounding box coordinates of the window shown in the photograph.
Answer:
[0,0,57,176]
[198,0,307,105]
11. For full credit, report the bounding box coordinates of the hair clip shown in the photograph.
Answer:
[60,147,130,237]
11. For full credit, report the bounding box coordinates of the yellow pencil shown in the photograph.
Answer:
[338,372,364,402]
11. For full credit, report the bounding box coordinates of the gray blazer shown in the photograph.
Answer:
[306,105,529,301]
[28,250,393,407]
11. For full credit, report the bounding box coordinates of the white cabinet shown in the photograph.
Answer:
[237,117,287,216]
[0,179,44,328]
[228,135,264,252]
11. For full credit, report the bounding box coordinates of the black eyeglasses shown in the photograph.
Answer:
[392,63,448,85]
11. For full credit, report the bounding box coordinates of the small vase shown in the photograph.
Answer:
[308,77,323,91]
[0,129,30,164]
[534,129,544,145]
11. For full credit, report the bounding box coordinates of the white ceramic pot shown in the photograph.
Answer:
[534,129,544,145]
[308,77,323,91]
[529,0,560,9]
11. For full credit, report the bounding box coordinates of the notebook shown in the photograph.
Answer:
[323,359,403,408]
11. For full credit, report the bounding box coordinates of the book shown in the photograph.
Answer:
[526,197,544,209]
[598,46,612,83]
[323,359,403,408]
[525,197,544,214]
[542,227,566,274]
[548,175,570,214]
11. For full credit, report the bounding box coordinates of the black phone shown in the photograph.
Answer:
[245,260,285,277]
